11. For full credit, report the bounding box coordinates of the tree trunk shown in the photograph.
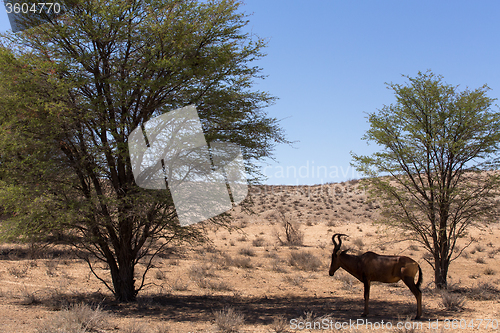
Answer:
[109,258,136,302]
[434,257,449,289]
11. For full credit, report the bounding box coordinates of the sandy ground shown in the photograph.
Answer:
[0,183,499,332]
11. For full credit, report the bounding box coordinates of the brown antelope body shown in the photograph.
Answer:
[329,234,422,319]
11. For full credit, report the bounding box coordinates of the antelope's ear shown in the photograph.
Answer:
[340,250,348,255]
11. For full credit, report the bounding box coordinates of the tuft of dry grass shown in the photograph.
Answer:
[289,250,321,271]
[213,307,244,333]
[123,323,149,333]
[19,285,40,305]
[284,274,306,288]
[252,237,266,247]
[239,247,256,257]
[35,303,108,333]
[352,238,364,249]
[169,276,189,291]
[270,315,288,333]
[440,291,466,311]
[334,271,356,291]
[232,256,253,269]
[271,259,287,273]
[467,282,500,300]
[45,260,59,276]
[8,264,29,278]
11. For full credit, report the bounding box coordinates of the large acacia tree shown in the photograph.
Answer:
[352,71,500,289]
[0,0,286,301]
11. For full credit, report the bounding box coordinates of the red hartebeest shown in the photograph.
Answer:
[329,234,422,319]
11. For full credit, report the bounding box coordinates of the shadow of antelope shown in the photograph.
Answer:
[329,233,422,319]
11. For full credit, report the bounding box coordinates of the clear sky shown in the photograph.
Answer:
[2,1,500,185]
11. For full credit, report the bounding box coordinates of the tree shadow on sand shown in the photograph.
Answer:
[39,292,439,325]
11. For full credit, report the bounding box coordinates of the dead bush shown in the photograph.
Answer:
[239,247,256,257]
[232,256,253,269]
[270,315,288,333]
[467,282,499,300]
[275,209,303,246]
[252,237,266,247]
[213,306,244,333]
[35,303,108,333]
[289,250,321,271]
[440,291,466,311]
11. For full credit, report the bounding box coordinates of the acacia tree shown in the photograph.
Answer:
[0,0,287,301]
[352,71,500,289]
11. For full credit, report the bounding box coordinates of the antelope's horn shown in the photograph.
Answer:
[333,233,348,253]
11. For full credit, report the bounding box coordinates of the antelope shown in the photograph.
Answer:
[329,234,422,319]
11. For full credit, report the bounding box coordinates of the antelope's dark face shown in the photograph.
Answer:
[329,251,341,276]
[329,233,347,276]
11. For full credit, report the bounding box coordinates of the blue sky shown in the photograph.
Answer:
[2,1,500,185]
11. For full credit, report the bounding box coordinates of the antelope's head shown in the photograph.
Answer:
[329,233,348,276]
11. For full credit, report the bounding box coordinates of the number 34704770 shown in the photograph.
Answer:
[5,2,61,14]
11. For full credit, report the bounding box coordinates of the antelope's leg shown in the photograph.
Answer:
[402,276,422,320]
[362,280,370,317]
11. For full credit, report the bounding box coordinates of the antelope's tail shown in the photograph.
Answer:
[416,265,423,289]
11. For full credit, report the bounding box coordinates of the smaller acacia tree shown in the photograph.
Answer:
[352,71,500,289]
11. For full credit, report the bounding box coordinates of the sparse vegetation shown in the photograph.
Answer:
[270,315,288,333]
[440,291,466,311]
[213,307,244,333]
[35,303,108,333]
[289,250,321,271]
[8,264,29,278]
[239,247,256,257]
[252,237,266,247]
[275,209,304,246]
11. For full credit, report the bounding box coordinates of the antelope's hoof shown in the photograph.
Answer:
[361,313,367,317]
[414,315,421,320]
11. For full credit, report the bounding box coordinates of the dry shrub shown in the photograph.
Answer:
[270,315,288,333]
[188,264,215,280]
[8,264,29,278]
[467,282,499,300]
[45,259,59,276]
[232,256,253,269]
[213,307,244,333]
[335,271,356,291]
[352,238,364,249]
[35,303,108,333]
[252,237,266,247]
[123,323,149,333]
[19,285,40,305]
[169,277,189,291]
[239,247,256,257]
[440,291,466,311]
[284,274,306,287]
[271,259,287,273]
[289,250,321,271]
[206,280,232,291]
[275,210,303,246]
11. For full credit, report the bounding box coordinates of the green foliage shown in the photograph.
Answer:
[0,0,287,301]
[352,71,500,289]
